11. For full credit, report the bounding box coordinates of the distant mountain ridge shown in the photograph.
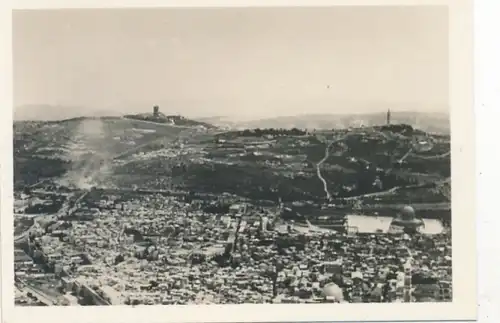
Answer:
[15,105,449,134]
[14,104,121,121]
[15,105,215,129]
[205,112,450,134]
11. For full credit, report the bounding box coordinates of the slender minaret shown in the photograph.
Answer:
[386,109,391,125]
[403,258,413,302]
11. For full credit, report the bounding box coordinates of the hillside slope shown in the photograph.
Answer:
[123,112,215,129]
[13,117,199,188]
[14,118,451,219]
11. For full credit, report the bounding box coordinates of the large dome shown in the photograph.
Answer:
[323,283,344,301]
[400,205,416,220]
[390,205,423,233]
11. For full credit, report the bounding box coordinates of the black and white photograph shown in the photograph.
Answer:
[2,1,475,322]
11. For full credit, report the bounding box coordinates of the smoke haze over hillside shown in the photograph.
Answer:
[58,118,114,189]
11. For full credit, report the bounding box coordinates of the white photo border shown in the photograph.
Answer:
[0,0,476,322]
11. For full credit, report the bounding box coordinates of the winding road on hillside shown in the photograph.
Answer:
[314,127,451,202]
[316,135,349,200]
[374,128,450,164]
[410,151,450,160]
[316,143,333,200]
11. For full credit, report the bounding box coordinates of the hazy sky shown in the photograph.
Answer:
[13,7,448,119]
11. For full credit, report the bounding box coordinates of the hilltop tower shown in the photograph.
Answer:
[153,105,160,118]
[386,109,391,125]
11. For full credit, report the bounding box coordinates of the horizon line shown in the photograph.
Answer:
[13,106,450,121]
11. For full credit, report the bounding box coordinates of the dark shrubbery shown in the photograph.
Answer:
[220,128,306,139]
[14,157,71,186]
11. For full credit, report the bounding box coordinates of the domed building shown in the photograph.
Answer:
[389,205,424,233]
[322,283,344,303]
[412,135,435,153]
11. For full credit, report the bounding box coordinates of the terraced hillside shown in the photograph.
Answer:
[14,117,450,218]
[13,117,197,188]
